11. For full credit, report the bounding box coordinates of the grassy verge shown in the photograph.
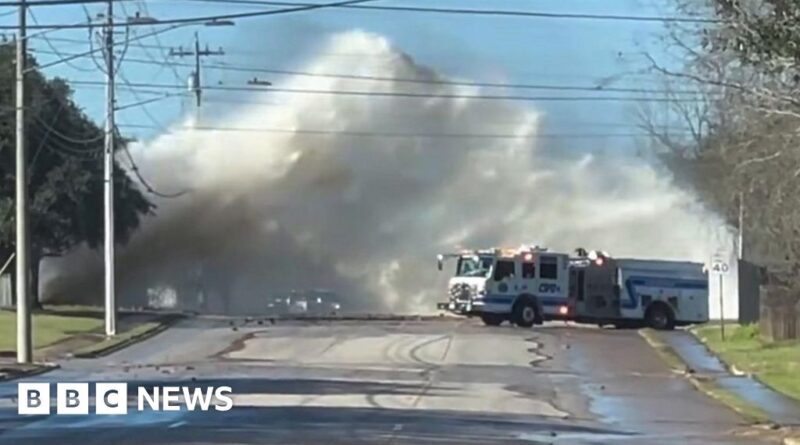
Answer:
[0,308,103,353]
[693,324,800,402]
[72,321,161,357]
[639,328,769,424]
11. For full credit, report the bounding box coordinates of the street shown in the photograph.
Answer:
[0,318,771,445]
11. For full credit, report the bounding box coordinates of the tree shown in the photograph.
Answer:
[643,0,800,285]
[0,44,153,306]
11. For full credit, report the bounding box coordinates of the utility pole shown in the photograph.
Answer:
[15,0,31,364]
[103,0,116,337]
[737,192,744,260]
[170,33,224,107]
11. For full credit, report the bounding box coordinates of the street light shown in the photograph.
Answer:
[204,19,235,27]
[247,77,272,86]
[127,12,158,25]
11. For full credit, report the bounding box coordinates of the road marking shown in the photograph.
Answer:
[168,420,188,429]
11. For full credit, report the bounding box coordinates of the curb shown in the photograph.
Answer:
[638,329,769,424]
[0,362,60,383]
[72,314,185,359]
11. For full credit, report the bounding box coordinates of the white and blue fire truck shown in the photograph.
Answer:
[436,245,571,327]
[436,246,709,330]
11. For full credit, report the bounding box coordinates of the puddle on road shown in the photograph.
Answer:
[580,382,638,426]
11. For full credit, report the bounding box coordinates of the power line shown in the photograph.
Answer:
[106,17,188,199]
[117,66,174,128]
[203,62,711,96]
[28,8,95,73]
[62,78,710,103]
[118,134,190,198]
[0,0,137,6]
[0,17,94,47]
[31,23,187,72]
[0,0,378,29]
[34,115,105,145]
[182,0,723,24]
[119,120,676,131]
[119,123,691,140]
[115,90,191,111]
[27,47,710,96]
[131,0,186,85]
[30,34,478,61]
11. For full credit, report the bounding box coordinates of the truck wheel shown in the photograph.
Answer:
[480,313,504,326]
[513,299,538,328]
[646,303,675,330]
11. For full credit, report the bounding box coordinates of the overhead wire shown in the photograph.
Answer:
[31,23,188,72]
[9,1,705,147]
[118,122,691,140]
[181,0,723,24]
[34,115,105,145]
[131,0,185,84]
[0,0,723,30]
[56,78,711,103]
[0,0,379,29]
[117,140,190,198]
[0,0,138,6]
[28,7,94,72]
[26,47,711,96]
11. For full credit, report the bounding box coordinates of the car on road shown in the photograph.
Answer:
[267,290,342,316]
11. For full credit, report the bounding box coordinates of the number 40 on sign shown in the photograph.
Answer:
[710,258,730,275]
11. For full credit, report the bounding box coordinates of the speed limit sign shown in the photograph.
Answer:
[710,257,730,275]
[709,254,730,340]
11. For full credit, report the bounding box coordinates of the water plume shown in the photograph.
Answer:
[42,31,724,314]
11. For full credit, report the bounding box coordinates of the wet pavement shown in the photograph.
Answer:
[658,330,800,426]
[0,318,779,444]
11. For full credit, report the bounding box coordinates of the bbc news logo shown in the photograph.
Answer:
[18,383,233,415]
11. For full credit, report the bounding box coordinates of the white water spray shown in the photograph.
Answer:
[43,31,725,314]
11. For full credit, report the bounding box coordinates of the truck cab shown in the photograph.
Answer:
[437,246,570,327]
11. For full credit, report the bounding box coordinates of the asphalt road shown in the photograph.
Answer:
[0,318,775,444]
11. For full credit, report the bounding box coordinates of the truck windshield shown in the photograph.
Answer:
[457,256,494,277]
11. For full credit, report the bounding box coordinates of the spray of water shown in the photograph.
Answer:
[42,31,725,314]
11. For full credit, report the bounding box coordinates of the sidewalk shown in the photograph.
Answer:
[655,330,800,426]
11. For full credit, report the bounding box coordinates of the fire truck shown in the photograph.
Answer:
[436,246,709,330]
[568,250,708,329]
[436,245,570,327]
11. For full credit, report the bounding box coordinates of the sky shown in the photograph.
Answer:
[0,0,680,151]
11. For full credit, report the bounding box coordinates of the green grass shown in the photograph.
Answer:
[694,324,800,402]
[73,321,160,357]
[0,309,103,352]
